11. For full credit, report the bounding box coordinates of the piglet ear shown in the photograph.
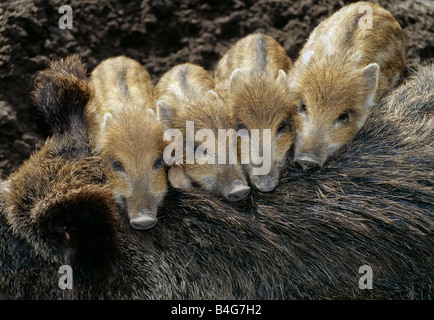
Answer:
[276,69,287,85]
[229,68,244,92]
[156,100,173,129]
[288,77,297,89]
[361,63,379,91]
[207,90,219,101]
[168,163,193,189]
[361,63,379,107]
[101,112,113,130]
[288,50,314,89]
[301,50,314,66]
[148,108,156,118]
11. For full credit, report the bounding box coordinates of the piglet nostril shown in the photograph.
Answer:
[252,175,279,193]
[294,153,322,171]
[226,182,250,202]
[130,210,158,230]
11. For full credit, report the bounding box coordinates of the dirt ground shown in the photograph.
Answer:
[0,0,433,179]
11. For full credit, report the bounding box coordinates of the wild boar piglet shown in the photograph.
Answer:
[288,1,406,170]
[86,56,167,230]
[214,33,294,192]
[156,63,251,202]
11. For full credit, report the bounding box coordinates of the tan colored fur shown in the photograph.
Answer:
[214,33,294,192]
[155,63,250,202]
[85,56,167,230]
[289,2,406,168]
[214,33,292,83]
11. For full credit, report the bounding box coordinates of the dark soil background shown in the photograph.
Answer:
[0,0,433,179]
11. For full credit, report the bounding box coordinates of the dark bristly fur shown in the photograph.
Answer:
[0,56,119,298]
[32,54,93,158]
[0,61,432,299]
[32,55,90,134]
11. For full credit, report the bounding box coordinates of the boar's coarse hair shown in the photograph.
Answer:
[0,61,432,299]
[0,55,119,299]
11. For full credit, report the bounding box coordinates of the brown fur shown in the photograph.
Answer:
[85,56,167,230]
[5,149,118,271]
[214,33,295,192]
[0,63,432,299]
[214,33,292,83]
[288,1,406,169]
[3,56,119,293]
[155,63,250,202]
[1,63,432,299]
[32,54,92,157]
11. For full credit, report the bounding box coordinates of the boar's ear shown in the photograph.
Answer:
[207,90,219,101]
[361,63,379,107]
[168,163,193,189]
[157,100,174,129]
[101,112,113,130]
[230,68,244,92]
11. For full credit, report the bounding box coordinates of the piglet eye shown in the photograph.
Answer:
[235,122,251,138]
[112,161,125,172]
[337,112,350,123]
[277,120,289,134]
[236,122,246,131]
[299,101,307,112]
[153,156,164,170]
